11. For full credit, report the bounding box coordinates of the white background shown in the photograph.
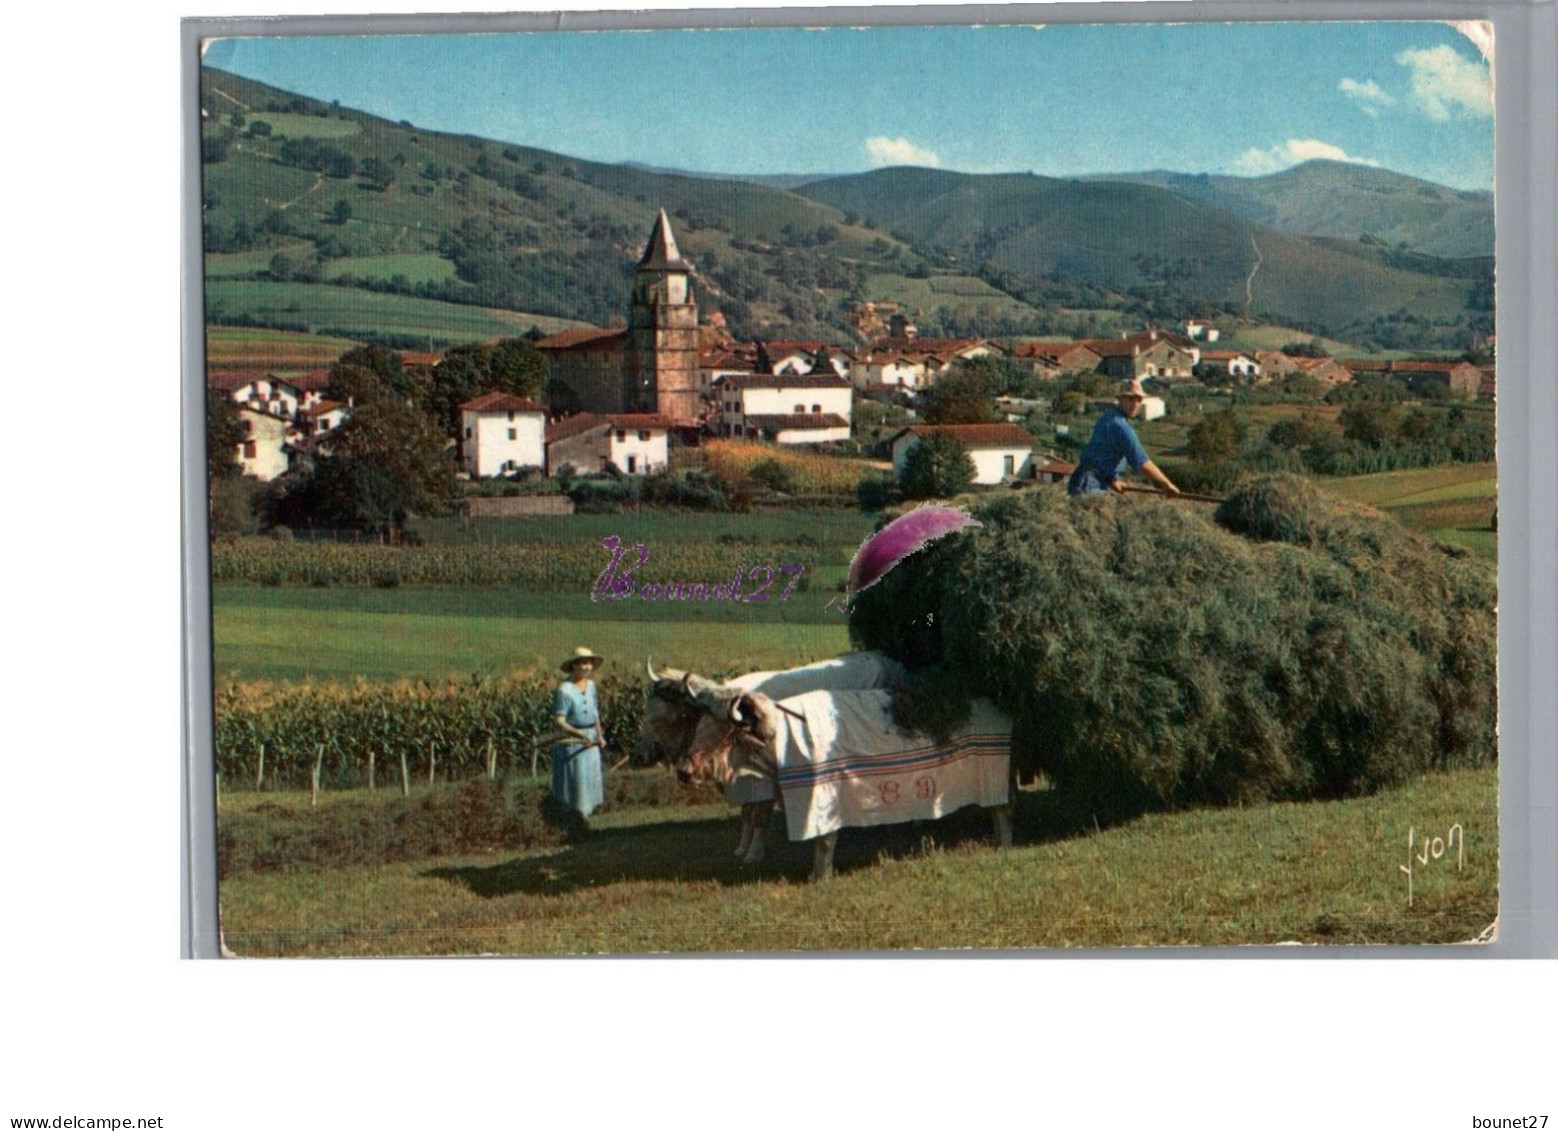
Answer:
[2,1,1552,1128]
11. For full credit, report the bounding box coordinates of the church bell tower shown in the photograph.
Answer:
[623,209,701,421]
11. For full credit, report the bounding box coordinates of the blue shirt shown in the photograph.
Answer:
[1078,406,1150,482]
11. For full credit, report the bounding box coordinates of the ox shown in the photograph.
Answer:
[677,685,1014,881]
[635,653,907,862]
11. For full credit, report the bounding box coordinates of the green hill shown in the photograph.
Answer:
[200,67,1491,352]
[1090,161,1493,259]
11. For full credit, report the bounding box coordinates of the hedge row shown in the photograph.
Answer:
[210,537,823,590]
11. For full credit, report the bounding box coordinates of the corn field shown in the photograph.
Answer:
[211,537,825,588]
[214,672,653,791]
[702,440,886,495]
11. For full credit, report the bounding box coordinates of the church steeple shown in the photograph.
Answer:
[625,209,700,421]
[637,208,690,271]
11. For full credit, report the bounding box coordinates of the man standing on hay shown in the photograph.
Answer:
[1068,377,1181,498]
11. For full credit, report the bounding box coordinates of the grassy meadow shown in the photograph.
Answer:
[217,764,1497,955]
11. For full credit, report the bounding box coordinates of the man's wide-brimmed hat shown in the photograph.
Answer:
[561,646,605,673]
[1118,377,1148,399]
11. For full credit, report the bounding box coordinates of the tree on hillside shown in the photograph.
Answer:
[1187,410,1246,467]
[428,339,550,437]
[1339,402,1399,449]
[488,338,548,399]
[361,156,395,193]
[333,344,406,396]
[921,365,999,425]
[206,394,252,539]
[900,433,976,500]
[331,199,352,225]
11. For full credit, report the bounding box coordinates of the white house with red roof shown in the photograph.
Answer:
[459,391,548,477]
[1198,350,1261,380]
[714,372,853,442]
[304,399,352,438]
[209,370,306,420]
[888,423,1037,485]
[545,413,672,475]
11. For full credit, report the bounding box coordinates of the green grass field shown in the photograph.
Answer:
[205,325,359,367]
[1321,462,1497,560]
[205,281,590,344]
[217,764,1497,954]
[213,586,851,682]
[245,112,364,139]
[325,253,458,285]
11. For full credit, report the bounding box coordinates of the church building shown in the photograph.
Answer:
[536,209,703,423]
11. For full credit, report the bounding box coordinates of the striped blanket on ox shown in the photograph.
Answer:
[768,688,1012,842]
[722,652,906,807]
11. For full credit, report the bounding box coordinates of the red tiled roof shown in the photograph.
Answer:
[1080,339,1142,358]
[545,412,607,443]
[292,368,332,391]
[460,392,548,413]
[398,351,442,367]
[605,414,673,430]
[1199,350,1254,362]
[305,400,348,418]
[534,328,627,351]
[871,336,988,354]
[895,423,1035,448]
[721,373,851,390]
[746,413,850,431]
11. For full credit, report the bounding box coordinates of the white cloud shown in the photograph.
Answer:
[1396,45,1492,120]
[864,136,942,168]
[1338,77,1395,116]
[1232,138,1382,176]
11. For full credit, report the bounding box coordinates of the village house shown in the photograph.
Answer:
[545,412,672,475]
[303,399,351,439]
[715,371,854,442]
[1290,356,1354,390]
[1083,330,1198,380]
[1033,458,1077,485]
[1198,350,1262,382]
[459,392,548,477]
[234,408,290,482]
[1008,340,1104,377]
[1254,351,1298,381]
[210,370,307,420]
[1182,318,1221,342]
[888,422,1036,485]
[1390,359,1484,399]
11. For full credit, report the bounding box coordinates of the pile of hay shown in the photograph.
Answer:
[849,475,1496,820]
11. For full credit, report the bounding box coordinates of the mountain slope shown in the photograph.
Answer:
[1088,161,1492,258]
[199,67,1491,351]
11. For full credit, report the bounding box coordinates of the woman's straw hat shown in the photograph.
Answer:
[561,646,605,673]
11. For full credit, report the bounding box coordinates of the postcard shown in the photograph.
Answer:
[195,17,1498,955]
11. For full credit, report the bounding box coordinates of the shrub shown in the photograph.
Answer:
[849,475,1495,821]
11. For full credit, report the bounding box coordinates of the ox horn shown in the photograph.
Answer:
[646,657,662,683]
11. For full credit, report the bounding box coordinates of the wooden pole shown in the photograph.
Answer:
[399,749,410,797]
[311,744,324,807]
[255,742,265,792]
[427,741,436,787]
[1120,485,1225,504]
[367,748,375,791]
[486,737,497,780]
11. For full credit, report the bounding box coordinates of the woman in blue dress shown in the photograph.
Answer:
[551,646,606,819]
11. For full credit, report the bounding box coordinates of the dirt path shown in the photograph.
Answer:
[279,173,325,211]
[1244,232,1263,313]
[211,85,248,111]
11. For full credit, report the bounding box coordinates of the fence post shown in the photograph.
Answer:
[367,748,376,791]
[255,742,265,792]
[486,737,496,780]
[399,749,410,797]
[427,741,436,788]
[311,744,324,807]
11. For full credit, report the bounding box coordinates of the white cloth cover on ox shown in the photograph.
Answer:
[721,653,906,806]
[770,689,1012,842]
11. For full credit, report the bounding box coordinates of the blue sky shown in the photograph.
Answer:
[204,21,1495,190]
